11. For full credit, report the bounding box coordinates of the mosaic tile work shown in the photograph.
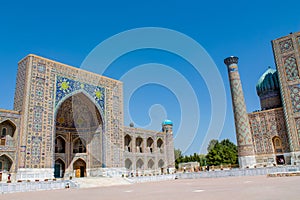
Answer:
[279,39,294,54]
[13,59,27,111]
[295,118,300,146]
[230,79,253,147]
[289,84,300,113]
[284,55,299,81]
[55,76,105,112]
[249,108,289,155]
[1,54,175,180]
[272,31,300,153]
[31,136,42,165]
[225,57,255,159]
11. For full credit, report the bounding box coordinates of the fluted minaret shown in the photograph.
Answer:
[224,56,256,168]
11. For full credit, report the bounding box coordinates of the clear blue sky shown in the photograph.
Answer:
[0,0,299,155]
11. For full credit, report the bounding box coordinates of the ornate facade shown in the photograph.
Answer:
[226,31,300,168]
[0,54,174,181]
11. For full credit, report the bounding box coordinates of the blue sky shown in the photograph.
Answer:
[0,0,300,155]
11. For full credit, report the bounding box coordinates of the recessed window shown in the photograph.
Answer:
[1,128,6,137]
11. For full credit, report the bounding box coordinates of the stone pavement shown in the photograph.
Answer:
[2,175,300,200]
[72,177,131,188]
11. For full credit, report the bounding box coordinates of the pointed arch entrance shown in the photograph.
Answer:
[54,92,103,178]
[272,136,285,165]
[0,120,16,146]
[54,159,65,178]
[73,159,86,178]
[0,154,13,172]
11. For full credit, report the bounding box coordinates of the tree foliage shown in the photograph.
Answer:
[174,148,182,160]
[174,150,207,169]
[174,139,238,169]
[207,139,218,152]
[205,139,238,166]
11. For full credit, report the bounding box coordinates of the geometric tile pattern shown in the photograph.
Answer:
[284,55,299,81]
[279,39,294,54]
[289,84,300,113]
[231,79,253,146]
[225,59,255,157]
[55,76,105,113]
[273,31,300,153]
[295,118,300,146]
[4,54,175,179]
[249,108,289,155]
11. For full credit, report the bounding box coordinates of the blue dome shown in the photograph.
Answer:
[256,68,280,96]
[162,120,173,126]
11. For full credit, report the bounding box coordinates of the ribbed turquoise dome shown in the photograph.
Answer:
[162,120,173,126]
[256,68,280,96]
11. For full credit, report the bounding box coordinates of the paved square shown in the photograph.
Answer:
[2,176,300,200]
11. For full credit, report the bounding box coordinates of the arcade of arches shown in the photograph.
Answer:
[123,128,172,175]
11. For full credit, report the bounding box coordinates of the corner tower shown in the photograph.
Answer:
[224,56,256,168]
[162,120,175,171]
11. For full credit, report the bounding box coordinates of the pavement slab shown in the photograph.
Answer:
[2,175,300,200]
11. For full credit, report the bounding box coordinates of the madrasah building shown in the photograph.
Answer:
[0,54,175,181]
[225,31,300,168]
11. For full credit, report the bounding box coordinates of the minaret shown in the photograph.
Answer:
[162,120,175,172]
[224,56,256,168]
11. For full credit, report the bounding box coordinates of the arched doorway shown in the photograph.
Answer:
[136,159,144,170]
[73,159,86,178]
[0,154,13,172]
[73,138,86,153]
[0,120,16,146]
[272,137,285,165]
[125,158,132,170]
[124,135,132,152]
[147,137,154,153]
[157,138,164,153]
[55,136,66,153]
[54,92,103,177]
[136,137,144,153]
[158,159,164,174]
[147,159,154,169]
[54,159,65,178]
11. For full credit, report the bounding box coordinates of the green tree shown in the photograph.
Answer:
[174,148,183,169]
[174,148,182,160]
[206,139,238,166]
[207,139,218,152]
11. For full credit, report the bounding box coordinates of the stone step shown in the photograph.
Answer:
[267,171,300,177]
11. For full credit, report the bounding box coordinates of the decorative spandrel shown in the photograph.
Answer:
[284,55,299,81]
[279,39,294,54]
[55,76,105,113]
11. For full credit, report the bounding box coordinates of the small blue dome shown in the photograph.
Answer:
[162,120,173,126]
[256,68,280,96]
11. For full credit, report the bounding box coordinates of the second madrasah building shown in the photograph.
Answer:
[225,31,300,168]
